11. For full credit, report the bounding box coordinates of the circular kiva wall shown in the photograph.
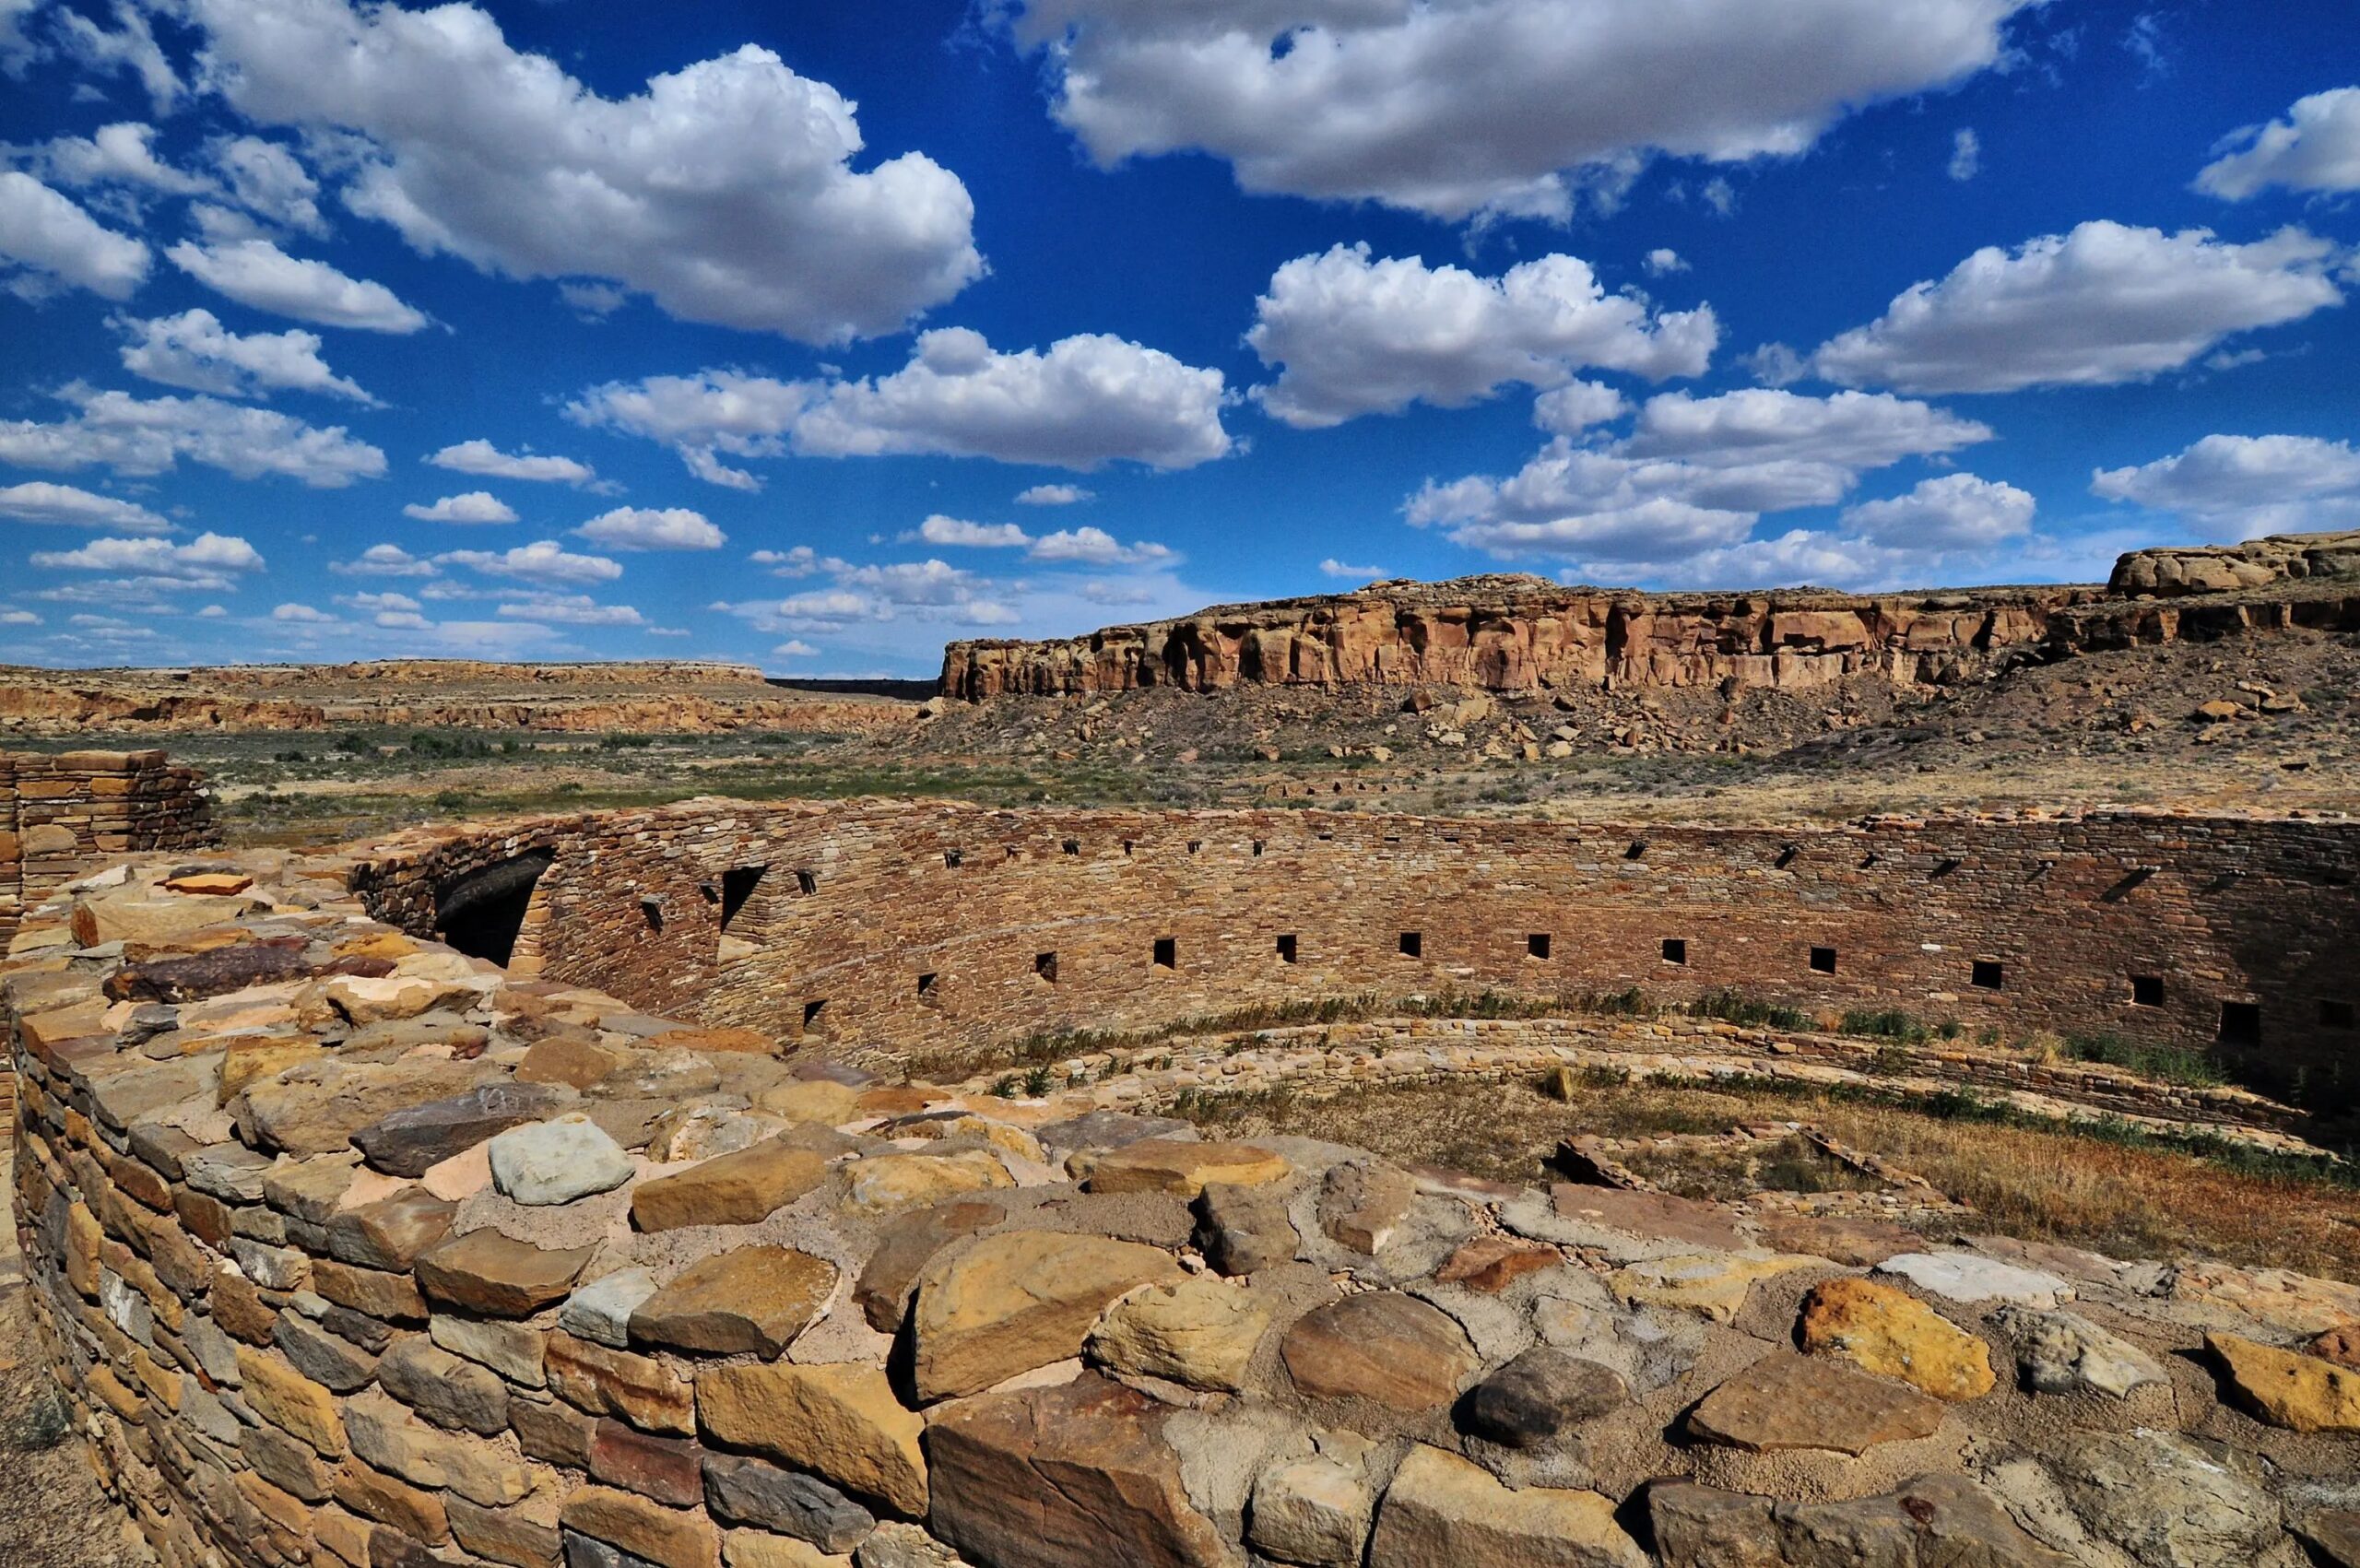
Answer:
[346,799,2360,1109]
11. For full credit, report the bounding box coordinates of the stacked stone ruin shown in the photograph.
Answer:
[6,798,2360,1568]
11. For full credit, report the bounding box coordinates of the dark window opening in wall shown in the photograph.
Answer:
[639,897,663,934]
[1006,845,1021,861]
[916,973,938,1000]
[1624,841,1647,860]
[1810,946,1837,975]
[1399,931,1422,959]
[944,850,962,868]
[802,999,827,1032]
[718,867,765,931]
[1063,839,1080,856]
[1153,937,1176,970]
[2220,1001,2261,1044]
[1187,840,1202,855]
[1859,852,1880,869]
[1123,840,1136,856]
[1035,951,1058,984]
[2102,866,2160,903]
[1277,934,1298,964]
[1528,933,1552,960]
[1253,840,1266,857]
[794,869,818,896]
[1971,961,2003,990]
[1775,844,1800,869]
[1932,857,1963,878]
[2320,999,2355,1031]
[2130,974,2165,1008]
[432,849,553,968]
[1661,937,1688,965]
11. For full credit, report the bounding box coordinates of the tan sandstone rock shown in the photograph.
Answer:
[2209,1332,2360,1433]
[631,1138,828,1232]
[1800,1277,1995,1401]
[912,1231,1184,1401]
[1077,1138,1291,1198]
[1368,1444,1646,1568]
[1087,1275,1270,1391]
[697,1362,927,1518]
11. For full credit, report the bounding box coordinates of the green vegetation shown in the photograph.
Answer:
[2059,1031,2228,1087]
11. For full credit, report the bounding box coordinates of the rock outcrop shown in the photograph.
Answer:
[2108,529,2360,596]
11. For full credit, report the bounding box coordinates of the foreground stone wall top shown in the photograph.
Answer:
[6,848,2360,1568]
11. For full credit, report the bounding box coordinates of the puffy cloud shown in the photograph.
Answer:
[0,480,171,533]
[1947,127,1980,182]
[435,538,622,586]
[772,639,819,656]
[404,491,517,524]
[330,542,436,576]
[116,308,378,403]
[30,531,266,589]
[1015,483,1092,505]
[272,601,335,622]
[568,327,1232,482]
[1407,387,1991,565]
[716,553,1025,632]
[0,171,150,300]
[183,0,981,343]
[572,506,725,550]
[167,237,429,332]
[1811,222,2343,393]
[1644,249,1688,276]
[426,440,598,487]
[1246,244,1716,428]
[2195,87,2360,200]
[1320,558,1388,579]
[493,591,649,626]
[2090,433,2360,540]
[997,0,2036,222]
[0,610,41,626]
[39,123,214,196]
[912,515,1030,548]
[1837,471,2033,548]
[1028,525,1174,566]
[1531,379,1629,435]
[210,136,328,234]
[0,386,385,486]
[56,1,183,115]
[336,589,428,628]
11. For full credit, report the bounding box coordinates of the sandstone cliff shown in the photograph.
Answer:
[944,531,2360,701]
[0,659,912,736]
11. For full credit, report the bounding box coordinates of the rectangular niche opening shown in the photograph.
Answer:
[1398,931,1422,959]
[1810,946,1836,975]
[1035,951,1059,984]
[2130,974,2165,1008]
[944,850,962,868]
[1152,937,1176,970]
[639,897,662,934]
[794,869,818,896]
[1624,840,1648,860]
[1252,840,1265,857]
[1970,960,2003,990]
[1528,933,1552,960]
[2219,1000,2261,1044]
[1660,937,1687,965]
[916,973,938,1000]
[718,866,765,932]
[1276,934,1298,964]
[801,998,827,1033]
[2319,999,2354,1031]
[1063,839,1080,856]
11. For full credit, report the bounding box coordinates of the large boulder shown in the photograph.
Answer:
[1368,1444,1645,1568]
[911,1231,1184,1401]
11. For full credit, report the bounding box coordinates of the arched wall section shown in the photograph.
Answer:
[344,801,2360,1106]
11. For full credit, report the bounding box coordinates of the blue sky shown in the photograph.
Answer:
[3,0,2358,676]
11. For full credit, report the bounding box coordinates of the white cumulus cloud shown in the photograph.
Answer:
[2091,433,2360,540]
[436,538,622,586]
[0,386,385,486]
[2196,87,2360,200]
[0,171,150,300]
[1245,243,1717,428]
[39,123,214,197]
[1321,558,1389,579]
[330,542,437,576]
[404,492,517,524]
[1837,471,2033,548]
[997,0,2038,221]
[426,440,599,487]
[1947,127,1981,182]
[116,308,378,403]
[182,0,982,343]
[210,136,327,235]
[912,515,1031,548]
[1811,221,2343,393]
[31,531,266,588]
[493,591,649,626]
[167,237,428,332]
[1028,525,1174,566]
[1014,483,1092,506]
[0,480,172,533]
[272,601,336,622]
[572,506,725,550]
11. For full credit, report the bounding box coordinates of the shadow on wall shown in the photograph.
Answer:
[433,849,552,967]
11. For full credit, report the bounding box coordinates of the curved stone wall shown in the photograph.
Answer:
[345,800,2360,1108]
[9,847,2360,1568]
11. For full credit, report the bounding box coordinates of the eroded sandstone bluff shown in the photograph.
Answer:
[942,530,2360,700]
[6,847,2359,1568]
[0,661,906,737]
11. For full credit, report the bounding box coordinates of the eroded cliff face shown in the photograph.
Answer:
[0,659,913,736]
[943,579,2099,700]
[944,531,2360,701]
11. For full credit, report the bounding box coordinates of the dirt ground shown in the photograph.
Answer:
[0,1138,155,1567]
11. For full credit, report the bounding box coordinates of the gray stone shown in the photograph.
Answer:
[379,1335,512,1434]
[560,1269,659,1350]
[1876,1251,2072,1309]
[1457,1349,1628,1449]
[489,1115,635,1206]
[561,1534,664,1568]
[854,1521,971,1568]
[2045,1430,2286,1568]
[431,1314,549,1388]
[1651,1474,2077,1567]
[276,1311,379,1392]
[230,1236,311,1291]
[1035,1111,1197,1161]
[1993,1306,2168,1399]
[1195,1180,1300,1276]
[352,1081,573,1178]
[183,1142,277,1203]
[702,1451,876,1554]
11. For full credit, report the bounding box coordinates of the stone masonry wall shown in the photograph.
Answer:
[347,801,2360,1111]
[0,747,213,953]
[7,851,2360,1568]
